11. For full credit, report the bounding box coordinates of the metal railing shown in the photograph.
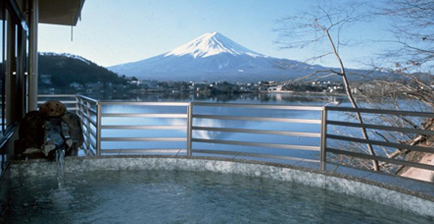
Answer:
[190,102,323,165]
[97,100,190,156]
[324,107,434,172]
[76,95,99,155]
[37,94,434,175]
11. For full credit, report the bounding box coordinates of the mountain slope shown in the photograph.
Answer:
[109,32,385,82]
[39,53,126,87]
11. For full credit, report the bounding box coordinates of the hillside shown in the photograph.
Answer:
[39,53,126,88]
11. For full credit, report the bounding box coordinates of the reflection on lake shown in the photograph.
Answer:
[98,91,342,105]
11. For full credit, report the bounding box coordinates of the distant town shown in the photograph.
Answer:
[39,72,401,97]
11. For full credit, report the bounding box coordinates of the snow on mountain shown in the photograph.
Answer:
[165,32,265,58]
[40,52,91,65]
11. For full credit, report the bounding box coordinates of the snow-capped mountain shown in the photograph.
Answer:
[108,32,379,82]
[164,32,265,59]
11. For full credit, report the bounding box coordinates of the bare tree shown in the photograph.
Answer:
[327,0,434,180]
[362,0,434,180]
[275,1,380,171]
[379,0,434,73]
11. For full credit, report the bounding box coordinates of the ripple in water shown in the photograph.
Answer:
[3,170,433,224]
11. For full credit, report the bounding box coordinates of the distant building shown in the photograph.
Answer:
[268,85,283,92]
[69,82,83,90]
[40,74,52,85]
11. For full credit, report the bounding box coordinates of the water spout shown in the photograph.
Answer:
[55,148,65,188]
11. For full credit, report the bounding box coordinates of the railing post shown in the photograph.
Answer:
[320,106,328,171]
[96,103,102,156]
[75,95,79,116]
[79,98,84,127]
[85,101,91,150]
[186,102,193,157]
[78,98,87,152]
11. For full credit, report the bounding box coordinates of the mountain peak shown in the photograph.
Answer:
[165,32,265,58]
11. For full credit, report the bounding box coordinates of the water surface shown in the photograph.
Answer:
[4,170,433,224]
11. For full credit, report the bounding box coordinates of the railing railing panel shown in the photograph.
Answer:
[97,100,189,156]
[325,106,434,173]
[76,95,99,155]
[191,102,322,164]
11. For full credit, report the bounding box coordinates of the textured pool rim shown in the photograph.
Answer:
[9,155,434,218]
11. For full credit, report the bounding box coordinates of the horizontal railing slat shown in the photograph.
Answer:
[101,149,187,154]
[98,101,189,106]
[37,100,77,104]
[102,125,186,130]
[101,113,187,118]
[193,149,319,163]
[38,94,76,98]
[192,126,321,138]
[327,134,434,153]
[193,115,321,124]
[192,138,320,151]
[327,120,434,136]
[193,102,323,110]
[327,147,434,171]
[101,137,186,142]
[326,106,434,118]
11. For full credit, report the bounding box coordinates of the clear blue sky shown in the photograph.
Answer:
[39,0,390,69]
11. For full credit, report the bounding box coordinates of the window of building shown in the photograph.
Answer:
[0,0,29,140]
[0,1,6,137]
